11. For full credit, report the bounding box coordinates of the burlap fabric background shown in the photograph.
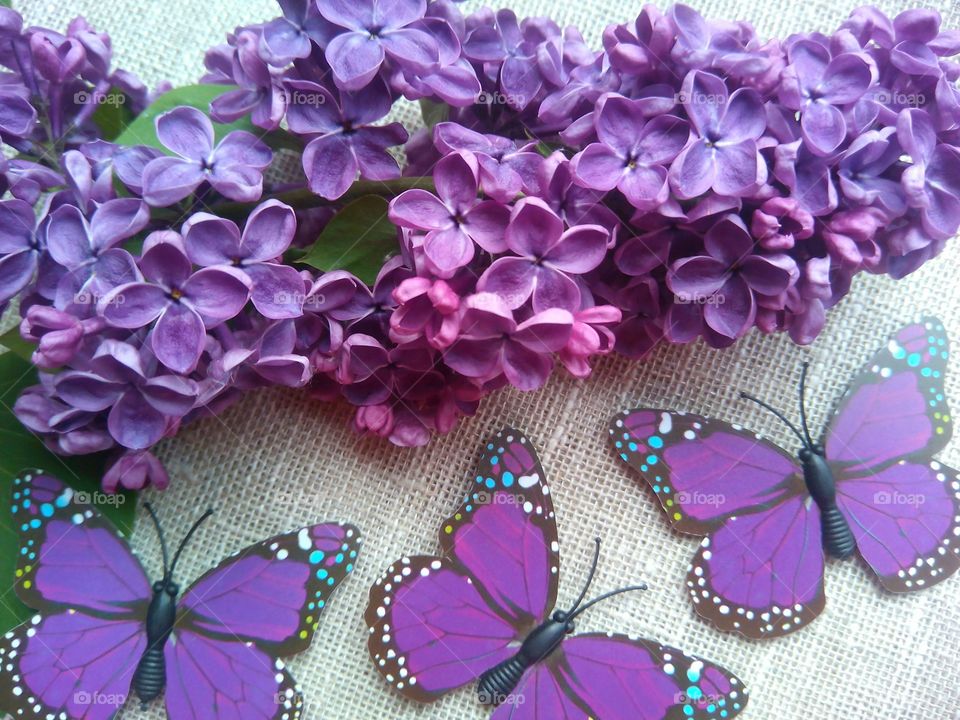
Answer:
[9,0,960,718]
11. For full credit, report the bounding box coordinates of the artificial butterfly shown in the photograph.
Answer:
[0,470,361,719]
[365,428,749,719]
[611,317,960,639]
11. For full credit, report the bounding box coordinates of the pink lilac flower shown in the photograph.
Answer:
[389,151,509,272]
[669,70,767,199]
[667,215,798,341]
[98,233,251,373]
[54,339,198,450]
[182,200,304,319]
[478,198,608,312]
[141,106,272,205]
[319,0,439,91]
[443,293,572,390]
[285,78,407,200]
[574,95,690,210]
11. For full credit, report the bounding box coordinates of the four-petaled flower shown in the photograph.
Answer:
[141,106,272,206]
[99,233,252,373]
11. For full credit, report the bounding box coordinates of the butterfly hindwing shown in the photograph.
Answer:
[9,470,150,616]
[687,496,826,639]
[0,610,146,720]
[365,554,519,703]
[837,458,960,592]
[612,410,804,535]
[164,628,304,720]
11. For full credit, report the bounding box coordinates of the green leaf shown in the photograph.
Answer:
[114,84,250,149]
[298,195,399,285]
[0,1,11,8]
[90,87,137,141]
[419,99,449,129]
[0,352,136,633]
[0,326,33,363]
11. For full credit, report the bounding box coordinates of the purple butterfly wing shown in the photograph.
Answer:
[0,611,146,720]
[836,459,960,592]
[1,470,150,720]
[439,427,560,626]
[165,523,360,720]
[9,470,150,614]
[489,664,587,719]
[612,410,802,535]
[178,522,361,656]
[365,555,519,701]
[688,495,826,639]
[365,428,560,702]
[495,635,747,720]
[163,629,303,720]
[825,317,951,469]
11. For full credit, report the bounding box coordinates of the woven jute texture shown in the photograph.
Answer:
[12,0,960,718]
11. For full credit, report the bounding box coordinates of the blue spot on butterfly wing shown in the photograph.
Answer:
[648,436,664,449]
[501,471,515,487]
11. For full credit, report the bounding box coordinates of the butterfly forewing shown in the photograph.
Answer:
[826,316,952,470]
[438,427,561,628]
[611,410,804,535]
[9,470,150,616]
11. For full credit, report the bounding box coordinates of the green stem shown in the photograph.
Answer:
[210,177,436,219]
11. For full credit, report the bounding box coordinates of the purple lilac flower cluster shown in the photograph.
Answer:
[2,1,959,490]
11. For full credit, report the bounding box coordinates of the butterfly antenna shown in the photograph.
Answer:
[167,508,214,580]
[566,537,602,616]
[798,362,815,447]
[739,392,808,447]
[568,584,649,621]
[143,503,169,580]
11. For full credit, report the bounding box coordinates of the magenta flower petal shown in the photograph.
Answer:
[303,134,359,200]
[183,214,240,266]
[380,28,437,67]
[714,141,762,196]
[575,144,623,191]
[389,189,451,231]
[501,342,552,390]
[155,107,213,161]
[244,262,304,319]
[142,156,205,206]
[54,371,124,412]
[545,226,608,273]
[703,275,755,338]
[99,283,167,328]
[140,375,198,416]
[242,200,296,261]
[505,199,563,257]
[667,256,728,298]
[326,32,385,90]
[717,88,765,143]
[152,303,206,373]
[619,163,669,209]
[531,267,581,313]
[739,255,796,295]
[463,200,510,254]
[801,101,846,155]
[45,205,91,268]
[108,389,168,450]
[181,266,251,324]
[512,308,573,352]
[423,226,474,273]
[444,337,501,378]
[477,256,535,308]
[670,140,716,199]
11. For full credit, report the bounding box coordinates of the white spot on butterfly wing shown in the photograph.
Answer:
[518,474,539,489]
[658,413,673,434]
